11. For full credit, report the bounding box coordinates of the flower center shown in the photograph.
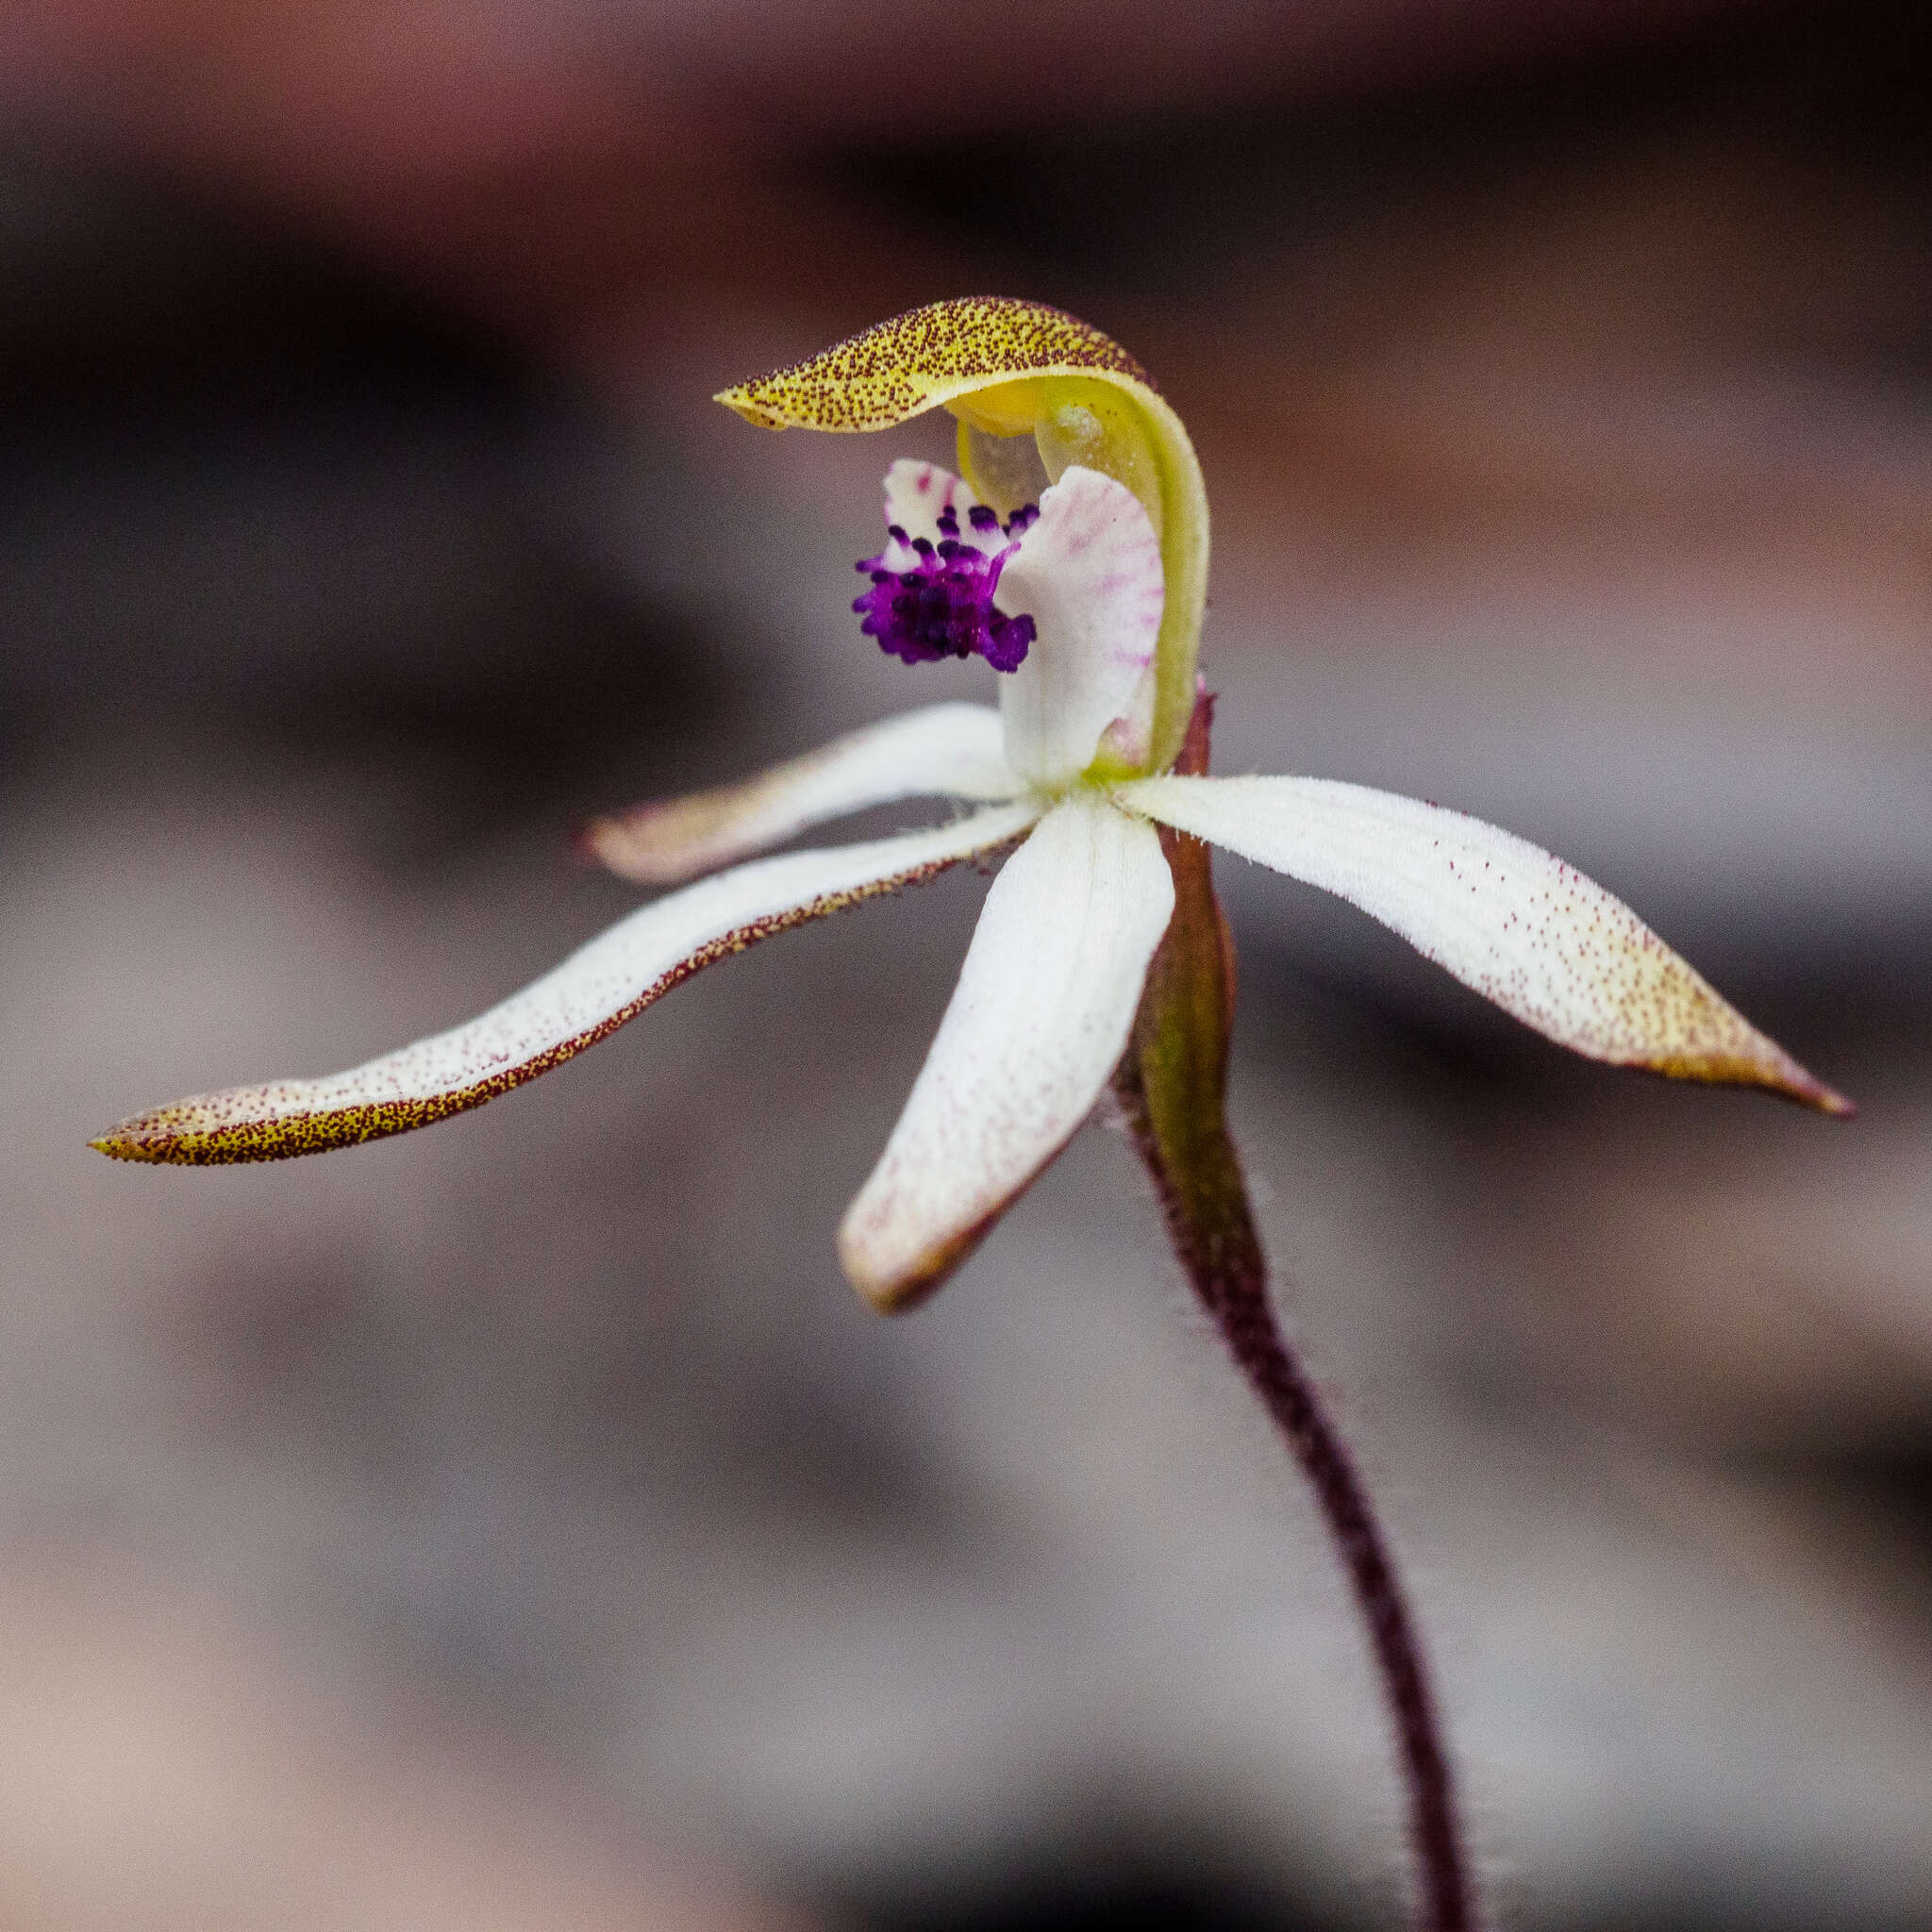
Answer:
[854,503,1039,673]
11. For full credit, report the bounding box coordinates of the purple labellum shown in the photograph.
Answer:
[853,504,1040,673]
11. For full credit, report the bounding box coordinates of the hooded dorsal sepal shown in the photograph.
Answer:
[718,297,1209,774]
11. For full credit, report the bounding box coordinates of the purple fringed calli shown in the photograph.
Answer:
[855,500,1039,672]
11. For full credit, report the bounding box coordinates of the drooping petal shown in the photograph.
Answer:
[92,803,1043,1165]
[716,296,1209,772]
[585,704,1023,886]
[995,464,1165,787]
[838,792,1175,1311]
[1118,774,1852,1114]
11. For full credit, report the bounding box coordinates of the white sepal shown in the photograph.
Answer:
[839,792,1175,1310]
[585,704,1022,885]
[1119,774,1850,1112]
[93,803,1043,1164]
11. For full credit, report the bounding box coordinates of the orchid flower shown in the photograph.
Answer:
[94,297,1849,1312]
[92,298,1852,1932]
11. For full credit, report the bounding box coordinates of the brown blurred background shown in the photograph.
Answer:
[2,1,1928,1926]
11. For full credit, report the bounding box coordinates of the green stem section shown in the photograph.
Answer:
[1113,695,1477,1932]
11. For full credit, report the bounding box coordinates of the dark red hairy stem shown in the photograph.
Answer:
[1115,694,1476,1932]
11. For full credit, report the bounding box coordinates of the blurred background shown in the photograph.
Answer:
[2,0,1928,1925]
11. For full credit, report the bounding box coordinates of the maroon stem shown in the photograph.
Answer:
[1118,1082,1474,1932]
[1116,693,1475,1931]
[1207,1220,1469,1932]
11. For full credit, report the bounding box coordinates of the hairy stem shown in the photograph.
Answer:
[1115,695,1475,1932]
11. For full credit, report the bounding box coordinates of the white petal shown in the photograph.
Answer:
[92,803,1043,1165]
[995,464,1165,787]
[881,458,984,554]
[1119,774,1852,1113]
[584,704,1024,885]
[839,792,1174,1310]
